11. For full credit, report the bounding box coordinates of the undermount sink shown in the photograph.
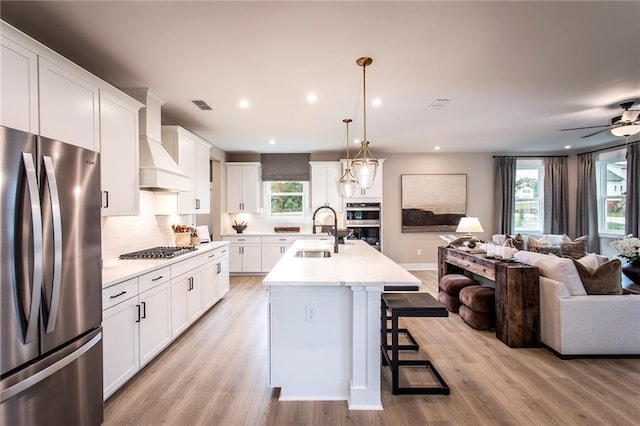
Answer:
[294,249,332,258]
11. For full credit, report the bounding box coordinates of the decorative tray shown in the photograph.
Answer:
[274,227,300,233]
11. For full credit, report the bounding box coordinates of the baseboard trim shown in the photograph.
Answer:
[399,263,438,271]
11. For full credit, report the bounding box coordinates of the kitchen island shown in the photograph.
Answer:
[263,239,421,410]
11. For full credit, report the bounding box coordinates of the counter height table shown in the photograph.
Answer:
[263,240,421,410]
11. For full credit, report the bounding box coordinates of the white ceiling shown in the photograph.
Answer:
[2,1,639,155]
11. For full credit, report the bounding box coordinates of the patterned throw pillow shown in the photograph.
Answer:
[504,234,525,251]
[560,235,588,259]
[527,236,562,256]
[572,258,623,295]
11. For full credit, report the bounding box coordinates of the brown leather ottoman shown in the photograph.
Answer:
[438,274,478,313]
[458,285,495,330]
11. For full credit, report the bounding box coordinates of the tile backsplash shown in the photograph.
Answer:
[101,191,193,260]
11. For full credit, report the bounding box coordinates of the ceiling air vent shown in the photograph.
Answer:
[191,99,213,111]
[425,98,450,110]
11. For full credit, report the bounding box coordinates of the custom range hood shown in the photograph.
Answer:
[126,88,190,192]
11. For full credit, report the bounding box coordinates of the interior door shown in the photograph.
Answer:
[39,137,102,353]
[0,126,40,375]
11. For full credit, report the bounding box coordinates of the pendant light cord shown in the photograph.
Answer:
[362,62,367,143]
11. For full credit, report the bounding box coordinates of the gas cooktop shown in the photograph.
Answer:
[119,246,196,259]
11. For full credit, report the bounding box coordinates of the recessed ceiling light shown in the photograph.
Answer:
[435,146,441,151]
[425,98,450,110]
[269,139,276,145]
[372,98,382,107]
[239,99,250,109]
[306,93,318,103]
[564,145,571,149]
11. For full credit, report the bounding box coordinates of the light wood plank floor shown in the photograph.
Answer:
[104,271,640,425]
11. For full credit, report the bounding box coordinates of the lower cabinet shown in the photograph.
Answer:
[261,236,297,272]
[223,236,262,273]
[102,245,230,400]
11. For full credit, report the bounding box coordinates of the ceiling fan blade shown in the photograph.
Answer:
[581,127,612,138]
[560,124,610,131]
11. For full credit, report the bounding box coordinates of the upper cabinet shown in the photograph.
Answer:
[161,125,211,214]
[310,161,343,212]
[341,159,385,200]
[0,34,38,133]
[226,162,261,213]
[38,57,100,152]
[100,90,142,216]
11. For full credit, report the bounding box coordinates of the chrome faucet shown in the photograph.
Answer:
[312,205,339,254]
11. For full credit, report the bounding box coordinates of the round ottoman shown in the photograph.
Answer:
[438,274,478,313]
[458,285,495,330]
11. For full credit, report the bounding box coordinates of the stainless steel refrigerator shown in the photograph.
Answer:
[1,126,103,425]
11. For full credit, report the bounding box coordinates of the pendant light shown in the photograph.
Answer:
[351,56,379,190]
[339,118,357,198]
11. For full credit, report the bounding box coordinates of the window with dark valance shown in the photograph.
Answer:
[261,154,310,181]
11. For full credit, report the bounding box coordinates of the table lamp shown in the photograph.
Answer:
[456,217,484,240]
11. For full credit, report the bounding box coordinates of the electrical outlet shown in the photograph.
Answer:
[417,249,422,255]
[305,304,317,323]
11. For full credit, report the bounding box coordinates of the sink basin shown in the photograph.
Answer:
[294,249,332,258]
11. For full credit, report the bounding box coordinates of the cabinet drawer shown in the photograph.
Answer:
[171,255,202,278]
[102,278,138,310]
[261,235,300,244]
[223,235,261,244]
[202,247,229,264]
[139,266,171,293]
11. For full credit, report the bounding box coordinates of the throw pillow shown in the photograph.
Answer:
[505,233,525,251]
[576,253,599,270]
[527,236,562,255]
[513,250,587,295]
[560,235,588,259]
[572,259,623,295]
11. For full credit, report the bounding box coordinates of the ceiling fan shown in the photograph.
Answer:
[560,101,640,138]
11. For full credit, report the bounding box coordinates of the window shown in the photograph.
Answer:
[597,150,626,234]
[514,160,544,233]
[264,181,307,220]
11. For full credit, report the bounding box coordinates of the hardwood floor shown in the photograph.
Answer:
[104,271,640,425]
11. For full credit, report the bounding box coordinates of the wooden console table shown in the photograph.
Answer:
[438,247,540,348]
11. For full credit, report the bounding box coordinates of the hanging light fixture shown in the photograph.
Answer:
[339,118,357,198]
[351,57,379,190]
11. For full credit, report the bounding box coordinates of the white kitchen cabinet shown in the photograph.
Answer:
[202,246,230,310]
[310,161,343,212]
[162,126,211,214]
[340,159,385,199]
[100,89,142,216]
[102,289,139,400]
[226,162,261,213]
[223,236,262,273]
[38,56,100,151]
[170,255,204,339]
[261,235,298,272]
[138,281,172,367]
[0,34,38,133]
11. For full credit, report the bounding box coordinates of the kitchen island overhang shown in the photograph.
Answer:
[263,239,421,410]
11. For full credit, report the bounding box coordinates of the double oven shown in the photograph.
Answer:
[345,202,381,250]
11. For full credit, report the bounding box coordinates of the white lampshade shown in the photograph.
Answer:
[456,217,484,235]
[611,124,640,137]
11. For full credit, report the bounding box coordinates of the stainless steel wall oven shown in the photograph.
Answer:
[345,202,381,250]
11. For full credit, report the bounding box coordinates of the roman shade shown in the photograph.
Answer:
[261,154,310,181]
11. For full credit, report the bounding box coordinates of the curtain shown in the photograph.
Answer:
[261,154,310,181]
[626,142,640,237]
[576,152,600,252]
[494,157,516,234]
[543,157,568,234]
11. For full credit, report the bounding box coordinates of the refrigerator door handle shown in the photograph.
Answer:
[0,332,102,403]
[21,152,44,344]
[42,156,63,334]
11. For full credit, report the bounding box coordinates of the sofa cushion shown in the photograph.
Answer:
[572,259,623,295]
[527,236,562,256]
[576,253,599,270]
[513,250,587,295]
[560,235,588,259]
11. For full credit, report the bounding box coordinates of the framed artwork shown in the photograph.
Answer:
[401,174,467,232]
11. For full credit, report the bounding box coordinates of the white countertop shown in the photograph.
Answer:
[263,239,421,287]
[102,241,230,288]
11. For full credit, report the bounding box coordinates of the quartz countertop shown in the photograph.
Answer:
[263,239,420,287]
[102,241,230,289]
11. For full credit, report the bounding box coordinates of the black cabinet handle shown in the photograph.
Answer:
[109,290,127,299]
[151,275,164,282]
[196,199,200,210]
[136,304,141,323]
[217,263,221,274]
[141,301,146,319]
[102,191,109,208]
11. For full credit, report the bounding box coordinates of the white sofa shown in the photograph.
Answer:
[513,250,640,357]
